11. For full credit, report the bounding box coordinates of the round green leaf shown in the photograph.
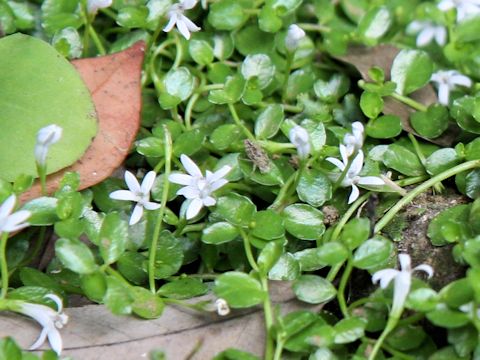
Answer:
[410,104,449,138]
[333,317,366,344]
[0,34,97,181]
[241,54,275,89]
[131,286,165,319]
[250,209,285,240]
[21,197,58,225]
[427,204,470,246]
[358,6,391,45]
[425,148,462,176]
[214,271,266,308]
[352,236,394,270]
[391,49,433,95]
[293,275,337,304]
[366,115,402,139]
[164,67,194,101]
[202,221,239,244]
[296,168,332,207]
[151,230,184,279]
[208,0,249,30]
[235,25,275,55]
[383,144,425,176]
[283,204,325,240]
[214,193,257,227]
[254,104,284,139]
[268,253,300,280]
[55,237,98,274]
[360,91,384,119]
[98,212,129,265]
[189,40,214,66]
[157,278,209,299]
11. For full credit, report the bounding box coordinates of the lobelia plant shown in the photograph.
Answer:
[5,0,480,359]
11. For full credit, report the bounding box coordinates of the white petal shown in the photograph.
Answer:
[45,294,64,312]
[437,0,454,11]
[177,186,199,199]
[208,165,231,183]
[124,171,141,193]
[141,171,157,194]
[163,14,177,32]
[186,198,203,219]
[406,21,424,34]
[372,269,399,289]
[209,178,229,192]
[109,190,137,202]
[392,272,411,314]
[181,0,198,10]
[129,204,144,225]
[181,14,201,32]
[438,83,450,105]
[398,253,412,272]
[47,328,63,355]
[169,173,194,186]
[181,154,202,177]
[29,327,49,351]
[0,195,16,221]
[348,151,364,177]
[417,27,435,47]
[203,196,216,207]
[435,27,447,46]
[348,184,360,204]
[326,157,345,171]
[339,144,350,164]
[413,264,434,278]
[3,210,31,232]
[452,74,472,88]
[144,201,161,210]
[176,18,192,39]
[358,176,385,186]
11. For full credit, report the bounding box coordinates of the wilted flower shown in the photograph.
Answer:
[326,147,384,204]
[109,171,161,225]
[87,0,112,14]
[343,121,364,157]
[406,21,447,47]
[430,70,472,105]
[285,24,306,52]
[15,294,68,355]
[0,195,30,235]
[163,0,201,40]
[35,124,62,166]
[288,125,310,159]
[168,154,231,219]
[215,298,230,316]
[438,0,480,22]
[372,253,433,315]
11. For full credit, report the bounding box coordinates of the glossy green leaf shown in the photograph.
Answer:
[268,253,300,280]
[353,236,394,270]
[0,34,97,182]
[189,40,214,66]
[104,275,133,315]
[214,193,257,227]
[360,91,384,119]
[391,49,433,95]
[425,148,462,176]
[157,278,209,299]
[208,0,249,30]
[427,204,470,246]
[214,271,266,308]
[334,317,366,344]
[202,221,239,244]
[366,115,402,139]
[251,210,284,240]
[131,286,165,319]
[383,144,425,176]
[21,197,58,226]
[386,325,426,351]
[151,230,184,279]
[283,204,325,240]
[241,54,275,89]
[55,237,98,274]
[357,6,391,45]
[410,104,449,138]
[293,275,337,304]
[254,104,284,139]
[98,212,129,265]
[257,241,283,274]
[296,168,332,207]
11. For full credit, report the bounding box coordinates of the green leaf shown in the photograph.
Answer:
[407,288,439,312]
[258,6,282,33]
[284,319,333,352]
[440,279,474,308]
[104,276,133,315]
[353,236,394,270]
[410,104,449,138]
[426,308,470,329]
[116,6,148,28]
[333,317,366,344]
[163,67,194,101]
[301,119,326,155]
[296,168,332,207]
[268,253,300,280]
[390,49,433,95]
[117,251,148,285]
[425,148,462,176]
[448,326,478,358]
[235,25,275,56]
[157,278,209,299]
[213,349,260,360]
[357,6,391,45]
[208,0,249,30]
[202,222,239,244]
[293,275,337,304]
[455,17,480,43]
[55,238,98,274]
[241,54,276,89]
[383,144,425,176]
[314,74,350,103]
[210,124,244,151]
[360,91,384,119]
[213,33,235,60]
[80,271,107,302]
[19,267,65,298]
[0,34,97,182]
[214,271,266,308]
[427,205,471,246]
[386,325,426,351]
[366,115,402,139]
[21,197,58,226]
[41,0,82,35]
[451,96,480,134]
[189,40,214,66]
[251,210,284,240]
[151,230,184,279]
[214,193,257,227]
[172,129,205,156]
[131,286,164,319]
[283,204,325,240]
[0,338,22,360]
[98,212,129,265]
[257,241,283,274]
[466,170,480,199]
[254,104,284,139]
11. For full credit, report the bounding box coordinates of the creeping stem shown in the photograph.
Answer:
[0,232,9,298]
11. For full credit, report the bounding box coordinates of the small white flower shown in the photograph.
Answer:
[168,154,231,220]
[163,0,201,40]
[16,294,68,355]
[343,121,364,157]
[288,125,310,159]
[35,124,63,166]
[215,298,230,316]
[109,171,161,225]
[430,70,472,105]
[326,148,384,204]
[372,254,433,315]
[87,0,112,14]
[438,0,480,22]
[406,21,447,47]
[285,24,306,52]
[0,195,30,235]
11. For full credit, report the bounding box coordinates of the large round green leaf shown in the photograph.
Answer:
[0,34,97,181]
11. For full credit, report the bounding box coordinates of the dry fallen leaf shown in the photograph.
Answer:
[0,282,322,359]
[20,42,145,203]
[335,45,457,146]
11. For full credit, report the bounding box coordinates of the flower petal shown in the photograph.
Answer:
[177,186,199,199]
[124,171,141,193]
[186,198,203,219]
[413,264,434,278]
[392,271,411,314]
[180,154,202,177]
[372,269,398,288]
[144,201,161,210]
[358,176,385,186]
[203,196,216,207]
[181,0,198,10]
[348,184,360,204]
[141,171,157,194]
[3,210,31,232]
[435,26,447,46]
[163,14,177,32]
[109,190,137,202]
[176,17,192,39]
[169,173,194,186]
[0,195,16,221]
[398,253,412,272]
[209,178,229,193]
[417,27,434,47]
[438,83,450,105]
[208,165,231,183]
[452,74,472,88]
[181,14,201,32]
[47,327,63,355]
[129,204,144,225]
[326,157,345,171]
[29,327,49,351]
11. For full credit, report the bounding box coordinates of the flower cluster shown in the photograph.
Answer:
[406,21,447,47]
[438,0,480,22]
[288,125,310,159]
[430,70,472,106]
[163,0,201,40]
[326,122,384,204]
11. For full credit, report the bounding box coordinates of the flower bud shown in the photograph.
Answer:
[285,24,306,52]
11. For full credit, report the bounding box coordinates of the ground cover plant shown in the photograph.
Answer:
[2,0,480,359]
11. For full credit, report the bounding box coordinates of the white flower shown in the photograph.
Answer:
[16,294,68,355]
[288,125,310,159]
[163,0,201,40]
[406,21,447,47]
[285,24,306,52]
[438,0,480,22]
[87,0,112,14]
[372,254,433,315]
[430,70,472,105]
[343,121,364,157]
[35,124,63,166]
[109,171,161,225]
[0,195,30,235]
[215,298,230,316]
[326,147,384,204]
[168,154,231,220]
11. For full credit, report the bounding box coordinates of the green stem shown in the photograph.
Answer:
[390,92,428,112]
[269,171,297,211]
[282,103,303,113]
[88,25,106,55]
[374,160,480,234]
[184,92,200,130]
[228,103,255,140]
[368,315,400,360]
[408,133,427,166]
[239,229,259,272]
[0,232,9,299]
[172,33,183,69]
[36,163,47,196]
[148,128,172,293]
[330,192,370,242]
[337,259,353,318]
[261,277,274,360]
[297,23,331,33]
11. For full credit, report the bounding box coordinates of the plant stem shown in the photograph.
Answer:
[368,315,400,360]
[239,229,259,272]
[261,277,274,360]
[148,128,172,293]
[374,160,480,234]
[390,92,428,112]
[172,33,183,69]
[88,25,106,55]
[337,259,353,318]
[297,23,331,33]
[0,232,9,298]
[228,103,255,140]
